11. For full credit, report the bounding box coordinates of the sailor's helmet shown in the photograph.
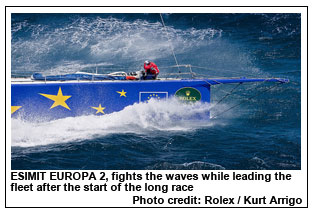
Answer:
[144,60,150,65]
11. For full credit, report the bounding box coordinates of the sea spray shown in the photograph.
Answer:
[11,98,221,147]
[11,16,222,74]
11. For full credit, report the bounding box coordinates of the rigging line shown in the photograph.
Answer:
[190,65,259,74]
[159,64,190,69]
[202,79,222,86]
[210,78,274,99]
[159,13,181,73]
[210,83,242,109]
[210,82,283,119]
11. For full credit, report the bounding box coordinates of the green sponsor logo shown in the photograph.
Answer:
[175,87,201,102]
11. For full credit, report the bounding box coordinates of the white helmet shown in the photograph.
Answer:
[144,60,150,65]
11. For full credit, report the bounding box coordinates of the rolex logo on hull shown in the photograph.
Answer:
[175,87,201,102]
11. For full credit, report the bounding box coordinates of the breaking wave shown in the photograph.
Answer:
[11,98,228,147]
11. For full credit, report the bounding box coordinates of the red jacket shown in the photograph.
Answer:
[144,62,159,75]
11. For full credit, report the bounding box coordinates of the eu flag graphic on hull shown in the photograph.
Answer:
[139,92,168,102]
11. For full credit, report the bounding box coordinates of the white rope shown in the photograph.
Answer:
[160,13,181,73]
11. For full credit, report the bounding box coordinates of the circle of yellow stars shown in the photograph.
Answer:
[147,94,160,100]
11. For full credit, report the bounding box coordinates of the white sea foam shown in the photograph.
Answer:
[11,98,226,147]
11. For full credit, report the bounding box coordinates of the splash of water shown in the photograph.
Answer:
[11,16,222,74]
[11,98,225,147]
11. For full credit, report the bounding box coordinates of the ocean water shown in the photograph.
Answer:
[11,13,301,170]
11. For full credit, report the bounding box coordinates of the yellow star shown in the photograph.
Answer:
[39,87,72,110]
[11,106,22,114]
[91,104,105,114]
[116,89,127,97]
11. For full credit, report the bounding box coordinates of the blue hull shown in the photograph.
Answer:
[11,77,289,121]
[11,79,211,121]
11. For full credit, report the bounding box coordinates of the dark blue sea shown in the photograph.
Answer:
[11,13,301,170]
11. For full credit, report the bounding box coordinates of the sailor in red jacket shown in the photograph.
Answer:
[143,60,159,79]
